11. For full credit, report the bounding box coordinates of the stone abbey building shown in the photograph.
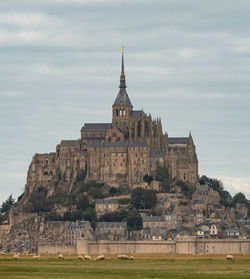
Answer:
[25,50,198,194]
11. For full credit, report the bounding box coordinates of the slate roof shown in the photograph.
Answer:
[60,140,79,145]
[143,216,165,222]
[81,123,112,131]
[96,199,118,204]
[66,221,89,231]
[113,88,133,107]
[97,222,127,228]
[192,200,204,204]
[90,141,147,148]
[168,137,189,144]
[131,110,143,117]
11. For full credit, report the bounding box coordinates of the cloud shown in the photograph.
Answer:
[221,176,250,199]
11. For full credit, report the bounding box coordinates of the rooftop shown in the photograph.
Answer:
[81,123,112,131]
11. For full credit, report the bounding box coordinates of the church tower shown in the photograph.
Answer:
[112,48,133,135]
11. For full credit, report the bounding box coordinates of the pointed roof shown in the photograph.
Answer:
[113,48,133,107]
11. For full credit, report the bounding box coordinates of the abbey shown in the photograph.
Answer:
[25,50,198,194]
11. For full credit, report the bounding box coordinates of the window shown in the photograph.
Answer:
[116,109,118,116]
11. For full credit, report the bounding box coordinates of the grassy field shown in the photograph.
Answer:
[1,254,250,279]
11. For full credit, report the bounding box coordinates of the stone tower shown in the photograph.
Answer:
[112,48,133,138]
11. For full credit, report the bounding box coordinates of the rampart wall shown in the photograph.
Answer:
[38,239,250,255]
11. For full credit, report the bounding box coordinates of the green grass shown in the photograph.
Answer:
[1,256,250,279]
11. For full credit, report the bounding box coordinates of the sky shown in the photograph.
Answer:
[0,0,250,204]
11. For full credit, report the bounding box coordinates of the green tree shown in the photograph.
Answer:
[143,189,157,209]
[0,195,15,214]
[88,188,104,199]
[232,192,247,206]
[82,208,96,223]
[76,195,90,210]
[109,187,118,196]
[99,210,127,222]
[155,166,169,181]
[126,211,142,231]
[45,212,62,221]
[131,188,144,209]
[143,174,153,185]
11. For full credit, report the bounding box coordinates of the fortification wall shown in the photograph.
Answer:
[39,239,250,255]
[39,243,75,254]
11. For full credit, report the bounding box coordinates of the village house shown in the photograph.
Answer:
[95,222,127,240]
[226,228,240,239]
[142,216,165,229]
[64,221,95,245]
[95,199,119,217]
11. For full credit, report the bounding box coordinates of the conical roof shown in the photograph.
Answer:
[113,88,133,107]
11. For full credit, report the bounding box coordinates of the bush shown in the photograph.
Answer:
[109,187,118,195]
[45,212,62,221]
[176,180,196,200]
[155,166,169,181]
[143,174,153,185]
[117,198,131,205]
[179,201,188,206]
[88,188,104,199]
[76,195,90,210]
[99,210,127,222]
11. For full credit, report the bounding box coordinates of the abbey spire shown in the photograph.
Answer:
[120,47,126,88]
[113,47,133,107]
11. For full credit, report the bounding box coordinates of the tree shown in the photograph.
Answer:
[143,174,153,185]
[45,212,62,221]
[82,208,96,223]
[99,210,127,222]
[232,192,247,206]
[143,189,157,209]
[109,187,118,196]
[88,188,104,199]
[76,196,90,210]
[0,195,15,214]
[155,166,169,181]
[131,188,144,209]
[126,211,142,231]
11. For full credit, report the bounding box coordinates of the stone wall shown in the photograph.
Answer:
[39,243,75,254]
[39,238,250,255]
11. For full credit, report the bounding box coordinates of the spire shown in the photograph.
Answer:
[113,47,132,107]
[120,47,126,88]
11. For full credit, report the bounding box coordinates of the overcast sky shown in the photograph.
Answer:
[0,0,250,204]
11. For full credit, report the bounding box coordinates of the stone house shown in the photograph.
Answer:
[95,222,127,240]
[226,228,240,239]
[142,227,168,240]
[142,216,165,229]
[64,221,95,245]
[209,223,218,239]
[95,199,119,217]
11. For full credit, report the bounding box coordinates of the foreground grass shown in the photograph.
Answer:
[1,255,250,279]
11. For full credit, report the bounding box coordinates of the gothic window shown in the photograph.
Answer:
[123,109,126,116]
[116,109,118,116]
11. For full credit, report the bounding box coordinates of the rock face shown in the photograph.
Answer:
[0,211,70,253]
[19,50,198,210]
